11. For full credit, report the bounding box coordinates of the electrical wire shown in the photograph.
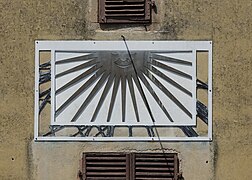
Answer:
[121,35,172,169]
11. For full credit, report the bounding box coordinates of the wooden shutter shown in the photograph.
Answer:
[133,153,179,180]
[81,152,130,179]
[81,152,179,180]
[99,0,152,23]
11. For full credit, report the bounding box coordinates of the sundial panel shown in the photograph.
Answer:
[53,51,196,126]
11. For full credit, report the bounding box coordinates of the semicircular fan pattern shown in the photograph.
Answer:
[54,51,196,126]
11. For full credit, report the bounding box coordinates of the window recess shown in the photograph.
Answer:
[80,152,179,180]
[99,0,152,24]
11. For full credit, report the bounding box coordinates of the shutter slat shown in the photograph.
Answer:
[136,153,177,157]
[136,167,175,171]
[135,178,174,180]
[87,172,126,176]
[135,162,175,166]
[105,0,145,3]
[105,14,145,17]
[86,156,126,160]
[136,172,174,177]
[87,167,126,170]
[87,178,126,180]
[136,157,175,161]
[105,9,145,12]
[86,162,126,165]
[105,4,144,8]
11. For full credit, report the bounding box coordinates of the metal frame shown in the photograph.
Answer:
[34,41,212,142]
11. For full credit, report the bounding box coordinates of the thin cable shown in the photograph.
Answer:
[121,35,169,161]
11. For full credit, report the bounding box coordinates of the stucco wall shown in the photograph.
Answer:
[0,0,251,179]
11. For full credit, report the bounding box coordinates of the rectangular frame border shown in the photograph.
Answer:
[34,40,212,142]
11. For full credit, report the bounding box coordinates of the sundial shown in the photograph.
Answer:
[35,41,212,141]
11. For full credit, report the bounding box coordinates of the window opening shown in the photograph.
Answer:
[99,0,152,24]
[80,152,179,180]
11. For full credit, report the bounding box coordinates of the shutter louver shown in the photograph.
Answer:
[81,152,179,180]
[134,153,179,180]
[83,153,129,180]
[99,0,151,23]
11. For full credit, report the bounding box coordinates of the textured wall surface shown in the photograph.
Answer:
[0,0,251,179]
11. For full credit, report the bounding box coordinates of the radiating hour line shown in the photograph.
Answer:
[138,73,174,122]
[56,60,98,78]
[107,76,120,122]
[149,60,192,79]
[91,74,115,122]
[55,68,105,116]
[71,72,110,122]
[151,53,192,66]
[127,75,140,122]
[56,65,102,95]
[55,53,96,64]
[121,76,126,122]
[142,68,192,119]
[132,73,153,121]
[146,64,192,97]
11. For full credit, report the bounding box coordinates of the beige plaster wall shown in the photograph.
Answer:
[0,0,251,179]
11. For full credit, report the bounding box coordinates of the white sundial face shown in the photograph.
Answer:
[35,41,212,141]
[54,50,196,126]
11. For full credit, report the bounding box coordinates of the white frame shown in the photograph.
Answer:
[34,40,212,142]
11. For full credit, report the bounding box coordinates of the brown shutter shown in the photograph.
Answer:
[82,152,130,179]
[133,153,179,180]
[99,0,151,23]
[81,152,179,180]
